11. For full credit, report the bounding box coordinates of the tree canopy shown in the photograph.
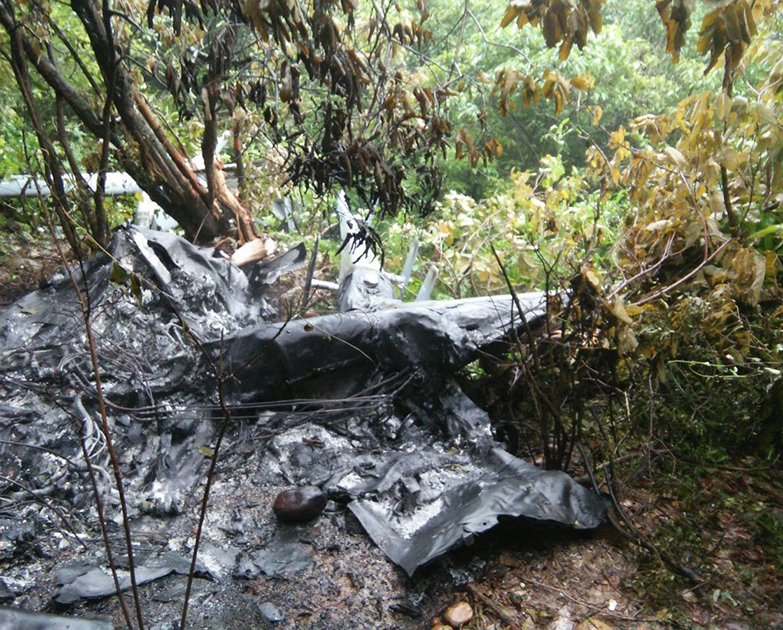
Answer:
[2,0,776,248]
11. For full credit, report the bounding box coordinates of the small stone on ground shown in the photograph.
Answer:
[443,601,473,627]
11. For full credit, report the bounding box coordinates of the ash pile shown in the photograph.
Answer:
[0,206,606,628]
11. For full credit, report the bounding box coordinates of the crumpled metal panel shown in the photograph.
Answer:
[349,448,606,576]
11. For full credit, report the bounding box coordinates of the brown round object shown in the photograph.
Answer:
[443,601,473,627]
[273,486,327,523]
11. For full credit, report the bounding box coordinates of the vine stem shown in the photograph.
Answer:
[633,240,730,307]
[180,338,233,629]
[44,213,139,628]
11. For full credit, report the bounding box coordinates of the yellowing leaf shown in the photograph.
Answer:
[639,344,657,360]
[617,326,639,356]
[766,250,781,277]
[583,267,603,293]
[570,72,594,91]
[570,74,587,90]
[658,0,692,64]
[749,251,766,306]
[717,147,743,169]
[609,126,625,149]
[559,37,573,61]
[716,91,729,120]
[500,5,519,28]
[592,105,603,125]
[664,146,686,168]
[197,445,215,458]
[625,303,647,317]
[611,296,634,325]
[757,103,776,124]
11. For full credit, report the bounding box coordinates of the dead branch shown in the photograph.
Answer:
[633,240,730,307]
[44,217,139,628]
[466,584,525,630]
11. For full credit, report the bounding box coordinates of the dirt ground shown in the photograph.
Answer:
[5,483,777,629]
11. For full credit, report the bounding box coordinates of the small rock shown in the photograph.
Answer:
[549,605,574,630]
[273,486,327,523]
[259,601,284,623]
[444,601,473,627]
[431,626,453,630]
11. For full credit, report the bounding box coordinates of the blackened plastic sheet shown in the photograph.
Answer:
[259,378,607,577]
[0,226,606,596]
[0,226,298,523]
[0,225,276,396]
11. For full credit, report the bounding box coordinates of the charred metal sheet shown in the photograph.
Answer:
[54,552,213,604]
[349,448,606,576]
[0,607,111,630]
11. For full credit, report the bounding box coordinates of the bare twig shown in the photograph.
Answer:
[43,208,139,627]
[93,58,115,247]
[632,240,730,307]
[179,313,291,626]
[73,395,135,628]
[180,336,232,629]
[490,243,541,371]
[466,584,525,630]
[721,164,737,233]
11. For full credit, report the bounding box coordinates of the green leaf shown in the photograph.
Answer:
[750,224,783,241]
[129,273,142,306]
[109,262,128,284]
[197,445,215,458]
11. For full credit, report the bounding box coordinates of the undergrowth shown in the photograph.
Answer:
[438,149,783,623]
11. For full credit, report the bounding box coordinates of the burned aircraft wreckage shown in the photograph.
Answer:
[0,199,606,627]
